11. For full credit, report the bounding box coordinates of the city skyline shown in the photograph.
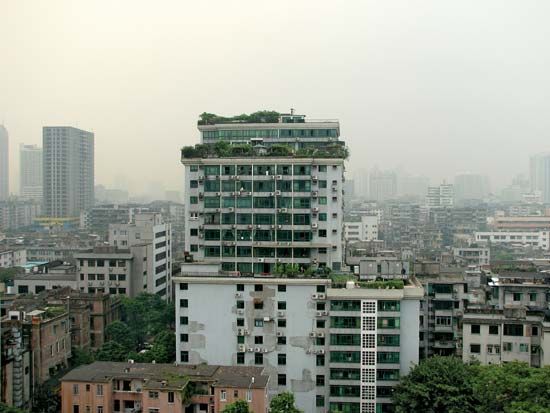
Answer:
[3,1,550,194]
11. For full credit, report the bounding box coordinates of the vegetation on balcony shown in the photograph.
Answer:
[358,279,404,289]
[273,263,332,278]
[181,140,349,159]
[198,111,281,125]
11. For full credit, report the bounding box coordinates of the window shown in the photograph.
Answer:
[504,324,523,336]
[73,407,79,413]
[254,319,264,327]
[503,342,513,352]
[180,299,188,308]
[529,293,537,301]
[316,320,325,328]
[489,325,499,335]
[237,300,244,309]
[316,396,325,407]
[277,336,286,345]
[181,334,188,342]
[237,352,245,364]
[237,318,245,327]
[220,390,227,401]
[149,391,159,399]
[246,390,252,402]
[278,301,287,310]
[471,324,480,334]
[278,353,287,365]
[532,326,539,336]
[96,384,103,396]
[254,284,263,292]
[255,336,263,345]
[237,284,244,291]
[278,319,287,328]
[470,344,481,354]
[73,384,79,395]
[255,353,263,365]
[278,374,286,386]
[278,285,286,292]
[168,392,174,403]
[181,351,189,362]
[97,407,103,413]
[513,293,522,302]
[520,343,529,352]
[254,301,264,309]
[180,316,188,325]
[316,354,325,366]
[316,375,325,386]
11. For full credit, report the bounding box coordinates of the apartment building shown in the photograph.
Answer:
[182,112,347,274]
[425,184,454,208]
[474,231,550,250]
[0,200,41,231]
[0,248,27,268]
[462,307,550,367]
[452,247,490,266]
[344,215,378,243]
[0,124,8,201]
[490,215,550,231]
[43,126,94,218]
[109,213,172,300]
[60,361,269,413]
[19,144,43,202]
[80,205,133,239]
[174,264,423,413]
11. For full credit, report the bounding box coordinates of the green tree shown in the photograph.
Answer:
[0,403,28,413]
[70,347,94,367]
[31,383,61,413]
[222,399,251,413]
[473,362,550,413]
[105,320,135,351]
[95,341,129,362]
[393,357,476,413]
[0,267,24,286]
[269,392,302,413]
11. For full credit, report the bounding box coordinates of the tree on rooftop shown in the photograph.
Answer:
[269,392,302,413]
[221,399,251,413]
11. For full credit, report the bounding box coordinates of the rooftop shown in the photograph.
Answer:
[61,361,268,389]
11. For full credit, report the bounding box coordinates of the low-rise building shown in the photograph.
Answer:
[452,247,490,266]
[462,307,550,367]
[474,231,550,250]
[344,215,379,243]
[0,248,27,268]
[60,361,269,413]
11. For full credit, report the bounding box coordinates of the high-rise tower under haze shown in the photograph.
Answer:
[0,125,9,200]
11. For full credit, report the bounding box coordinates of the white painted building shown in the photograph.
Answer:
[425,184,454,208]
[344,215,379,243]
[0,249,27,268]
[19,144,43,202]
[474,231,550,250]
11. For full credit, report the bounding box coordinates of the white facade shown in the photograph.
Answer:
[425,184,454,208]
[108,212,172,300]
[183,158,345,273]
[0,249,27,268]
[530,153,550,203]
[452,247,490,266]
[19,144,43,202]
[474,231,550,250]
[344,215,379,243]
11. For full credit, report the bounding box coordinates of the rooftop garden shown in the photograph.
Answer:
[329,274,404,289]
[181,141,349,160]
[198,111,281,125]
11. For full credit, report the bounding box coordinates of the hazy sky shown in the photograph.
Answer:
[2,0,550,195]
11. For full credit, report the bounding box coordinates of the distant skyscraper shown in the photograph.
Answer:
[19,144,43,202]
[454,173,489,202]
[0,125,9,200]
[530,153,550,203]
[426,183,454,208]
[43,126,94,217]
[369,168,397,201]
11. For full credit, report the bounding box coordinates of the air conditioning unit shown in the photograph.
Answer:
[237,309,244,315]
[233,175,239,180]
[312,258,318,264]
[306,349,312,354]
[244,329,250,335]
[229,207,234,212]
[271,225,276,229]
[312,293,319,299]
[198,176,204,180]
[254,347,262,353]
[248,225,253,229]
[281,208,288,213]
[318,293,326,299]
[317,349,325,355]
[256,224,262,229]
[309,332,316,338]
[198,192,204,198]
[312,176,318,181]
[276,175,282,180]
[262,348,269,353]
[275,190,281,196]
[247,348,255,352]
[270,192,275,196]
[316,311,324,317]
[276,258,282,263]
[231,192,236,196]
[276,332,284,337]
[238,328,245,335]
[216,208,221,212]
[238,345,246,352]
[270,175,276,180]
[216,175,220,179]
[263,317,272,322]
[322,311,329,316]
[312,207,319,212]
[317,332,325,338]
[198,234,204,239]
[232,224,237,229]
[312,191,318,197]
[277,225,283,229]
[235,292,242,298]
[277,311,285,317]
[311,223,318,229]
[258,258,265,263]
[247,192,252,196]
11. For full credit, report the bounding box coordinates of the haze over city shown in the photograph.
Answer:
[2,0,550,196]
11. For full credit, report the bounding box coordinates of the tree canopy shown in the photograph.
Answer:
[393,357,550,413]
[221,399,251,413]
[269,392,302,413]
